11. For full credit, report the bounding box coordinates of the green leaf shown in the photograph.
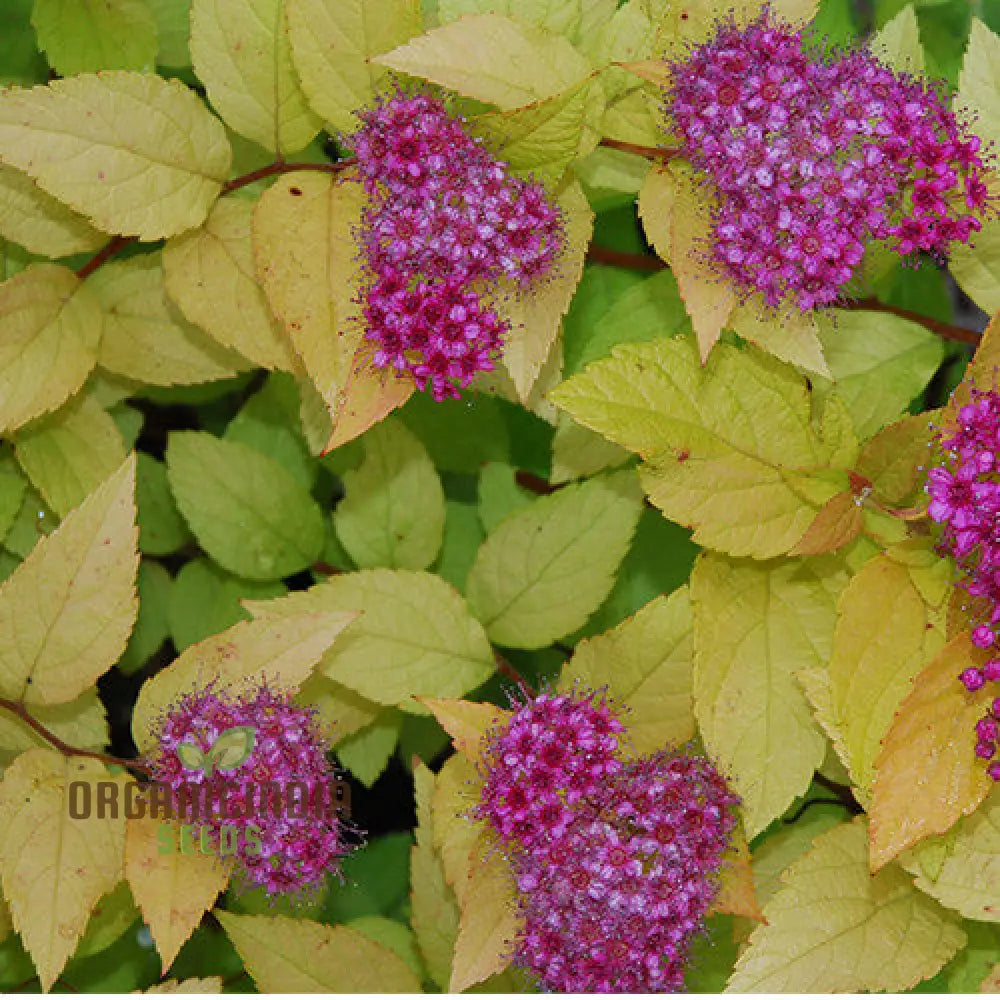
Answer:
[477,462,533,534]
[0,457,26,543]
[166,431,326,581]
[136,452,192,557]
[950,217,1000,315]
[206,726,256,774]
[176,741,207,771]
[118,559,172,674]
[285,0,423,133]
[727,820,965,992]
[551,337,858,559]
[168,558,286,651]
[346,916,423,980]
[162,197,298,372]
[216,913,422,992]
[0,0,48,86]
[816,309,945,440]
[334,417,446,571]
[466,469,643,649]
[89,255,247,387]
[13,394,127,518]
[3,484,56,560]
[0,455,137,705]
[0,72,232,240]
[31,0,159,75]
[336,709,402,787]
[560,588,695,752]
[957,19,1000,149]
[0,165,105,259]
[435,499,485,594]
[0,263,101,434]
[246,569,496,706]
[190,0,322,153]
[148,0,193,67]
[375,13,592,109]
[691,552,841,837]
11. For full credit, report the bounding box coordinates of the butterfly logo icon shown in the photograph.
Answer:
[176,726,256,777]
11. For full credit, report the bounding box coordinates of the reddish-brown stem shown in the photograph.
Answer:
[0,696,148,774]
[74,157,358,280]
[598,138,680,162]
[846,296,981,347]
[494,652,537,697]
[514,470,561,495]
[585,244,666,273]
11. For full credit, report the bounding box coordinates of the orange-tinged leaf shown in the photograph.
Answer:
[139,978,224,993]
[710,824,763,921]
[419,698,511,764]
[0,751,126,991]
[638,163,734,361]
[869,633,994,871]
[449,836,520,992]
[983,963,1000,991]
[856,411,938,507]
[125,816,231,972]
[789,490,863,556]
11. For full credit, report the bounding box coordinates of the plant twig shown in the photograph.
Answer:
[75,234,135,280]
[598,138,680,162]
[585,244,666,272]
[0,696,148,774]
[494,652,537,697]
[845,296,981,347]
[812,771,862,814]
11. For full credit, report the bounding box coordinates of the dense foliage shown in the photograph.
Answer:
[0,0,999,992]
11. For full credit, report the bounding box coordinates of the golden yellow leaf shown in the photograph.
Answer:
[869,633,994,871]
[499,180,592,401]
[190,0,322,153]
[138,978,224,994]
[432,754,483,906]
[0,455,137,705]
[450,836,520,992]
[789,490,864,556]
[90,255,247,387]
[710,823,763,922]
[216,912,423,991]
[560,588,696,752]
[0,750,126,991]
[131,609,358,754]
[254,172,366,418]
[419,698,511,764]
[125,816,231,972]
[638,163,734,360]
[162,197,298,372]
[0,263,101,433]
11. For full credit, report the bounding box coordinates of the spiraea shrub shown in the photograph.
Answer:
[0,0,999,992]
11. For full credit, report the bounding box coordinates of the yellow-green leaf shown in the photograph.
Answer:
[951,218,1000,315]
[871,5,924,73]
[0,164,105,258]
[245,570,495,706]
[285,0,423,134]
[125,816,231,972]
[216,912,422,991]
[957,19,1000,149]
[420,697,511,764]
[441,0,581,33]
[691,553,838,836]
[190,0,322,153]
[856,411,937,506]
[253,172,366,417]
[141,979,224,994]
[334,417,445,571]
[432,753,481,906]
[0,263,101,434]
[31,0,159,75]
[499,179,593,401]
[0,751,126,991]
[450,838,520,992]
[550,412,630,484]
[0,690,107,768]
[466,469,642,648]
[869,633,995,871]
[375,13,593,109]
[14,393,127,518]
[0,455,137,705]
[828,550,948,802]
[908,785,1000,922]
[560,587,695,752]
[131,609,356,753]
[789,490,863,556]
[638,163,734,360]
[0,73,231,240]
[297,673,380,744]
[729,300,830,377]
[162,197,297,372]
[90,255,246,387]
[165,430,325,580]
[726,820,965,992]
[550,337,857,559]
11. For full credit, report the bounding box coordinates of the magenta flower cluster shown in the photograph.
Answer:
[350,91,563,400]
[477,690,738,992]
[149,685,349,896]
[665,12,990,310]
[927,388,1000,780]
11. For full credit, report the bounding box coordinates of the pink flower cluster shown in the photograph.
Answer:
[477,690,738,992]
[927,388,1000,780]
[665,12,990,310]
[149,685,350,896]
[351,91,563,400]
